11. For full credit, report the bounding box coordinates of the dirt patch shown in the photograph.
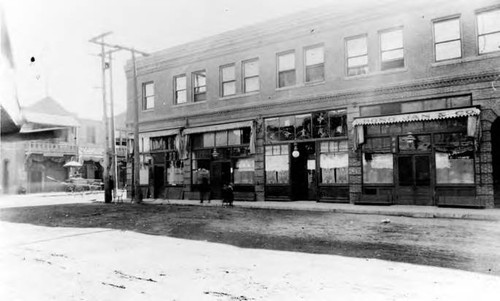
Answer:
[1,203,499,275]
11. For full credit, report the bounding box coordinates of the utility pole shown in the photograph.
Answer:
[89,33,148,203]
[108,51,118,199]
[131,50,141,203]
[90,32,112,203]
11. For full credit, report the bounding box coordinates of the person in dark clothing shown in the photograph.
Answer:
[199,176,211,203]
[222,183,234,207]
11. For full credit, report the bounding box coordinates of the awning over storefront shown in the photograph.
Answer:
[138,128,181,139]
[352,107,481,150]
[183,120,253,135]
[352,107,480,126]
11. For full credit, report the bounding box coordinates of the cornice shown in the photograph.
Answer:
[138,71,499,129]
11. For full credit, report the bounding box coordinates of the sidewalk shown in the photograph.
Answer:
[143,198,500,221]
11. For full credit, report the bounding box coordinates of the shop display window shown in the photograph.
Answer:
[265,145,289,184]
[319,141,348,184]
[435,152,474,184]
[265,109,347,142]
[234,158,255,184]
[166,160,184,185]
[363,153,394,184]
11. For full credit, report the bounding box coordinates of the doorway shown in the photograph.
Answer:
[290,142,316,200]
[492,118,500,207]
[397,154,432,205]
[30,170,43,193]
[211,161,231,199]
[2,160,9,194]
[153,165,165,198]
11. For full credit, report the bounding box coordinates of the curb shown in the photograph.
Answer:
[141,199,500,222]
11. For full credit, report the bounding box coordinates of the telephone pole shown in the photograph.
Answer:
[90,31,112,203]
[89,33,148,203]
[108,51,118,199]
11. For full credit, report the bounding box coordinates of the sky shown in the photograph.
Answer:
[1,0,372,120]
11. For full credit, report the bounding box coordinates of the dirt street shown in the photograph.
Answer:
[1,203,499,276]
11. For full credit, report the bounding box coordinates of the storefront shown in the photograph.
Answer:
[264,109,349,202]
[185,121,255,200]
[353,101,482,206]
[139,129,183,199]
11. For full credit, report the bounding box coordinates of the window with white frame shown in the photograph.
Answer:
[174,75,187,104]
[380,28,404,70]
[477,9,500,54]
[434,18,462,61]
[220,64,236,97]
[277,51,296,88]
[243,59,259,93]
[346,35,368,76]
[305,46,324,83]
[193,71,206,102]
[142,82,154,110]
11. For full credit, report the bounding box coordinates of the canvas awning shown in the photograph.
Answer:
[138,128,181,139]
[352,107,481,150]
[352,107,480,126]
[183,120,253,135]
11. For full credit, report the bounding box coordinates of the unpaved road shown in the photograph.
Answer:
[1,203,499,276]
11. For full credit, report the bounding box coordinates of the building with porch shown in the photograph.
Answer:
[126,0,500,208]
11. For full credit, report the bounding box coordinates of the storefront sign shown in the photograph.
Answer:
[353,107,480,126]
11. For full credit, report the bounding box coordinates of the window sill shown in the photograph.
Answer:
[173,101,207,107]
[141,109,154,112]
[219,91,260,101]
[275,85,301,92]
[304,80,325,87]
[431,52,500,67]
[343,67,408,80]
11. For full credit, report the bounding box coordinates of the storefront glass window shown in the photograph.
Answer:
[363,153,394,184]
[228,129,241,145]
[435,152,474,184]
[265,118,280,142]
[215,131,228,146]
[280,116,295,140]
[295,114,311,140]
[234,158,255,184]
[265,145,289,184]
[319,141,348,184]
[166,160,183,185]
[203,133,215,148]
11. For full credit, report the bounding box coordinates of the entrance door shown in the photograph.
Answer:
[211,161,231,199]
[2,160,9,194]
[290,142,316,200]
[153,165,165,198]
[30,170,43,193]
[397,155,432,205]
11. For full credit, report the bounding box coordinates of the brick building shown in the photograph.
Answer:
[126,0,500,208]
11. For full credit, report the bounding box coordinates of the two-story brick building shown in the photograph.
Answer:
[126,0,500,208]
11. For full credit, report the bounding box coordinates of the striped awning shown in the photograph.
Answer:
[353,107,480,126]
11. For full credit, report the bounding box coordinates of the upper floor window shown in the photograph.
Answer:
[380,28,404,70]
[434,18,462,61]
[477,9,500,54]
[86,126,96,144]
[174,75,187,104]
[305,46,324,83]
[142,82,154,110]
[243,59,259,93]
[277,51,296,88]
[346,35,368,76]
[192,71,206,102]
[220,64,236,97]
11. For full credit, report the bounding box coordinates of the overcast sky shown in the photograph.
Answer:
[2,0,373,120]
